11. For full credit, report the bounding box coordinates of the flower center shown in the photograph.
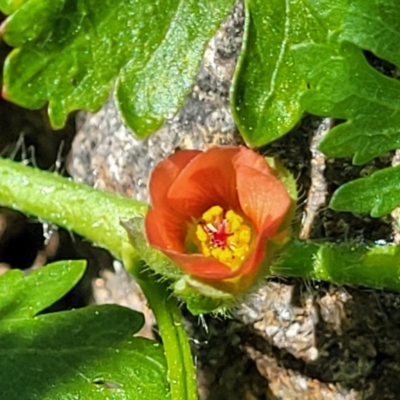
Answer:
[195,205,252,269]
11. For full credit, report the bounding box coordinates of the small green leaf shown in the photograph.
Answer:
[1,0,235,136]
[0,263,170,400]
[0,260,86,320]
[173,275,233,315]
[329,165,400,217]
[231,0,325,146]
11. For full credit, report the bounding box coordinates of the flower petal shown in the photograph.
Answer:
[233,147,274,177]
[144,209,167,248]
[235,165,291,233]
[234,224,270,278]
[149,149,202,208]
[162,249,236,280]
[148,150,201,250]
[167,147,242,218]
[162,234,266,283]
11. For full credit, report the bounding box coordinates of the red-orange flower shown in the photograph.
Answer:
[145,146,292,293]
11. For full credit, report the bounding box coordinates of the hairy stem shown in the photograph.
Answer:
[272,240,400,291]
[125,256,198,400]
[0,158,146,260]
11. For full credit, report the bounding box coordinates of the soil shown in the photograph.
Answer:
[2,2,400,399]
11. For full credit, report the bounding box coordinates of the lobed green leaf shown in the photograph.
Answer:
[329,165,400,217]
[231,0,325,147]
[0,0,235,137]
[0,308,169,400]
[0,261,169,400]
[232,0,400,164]
[294,0,400,164]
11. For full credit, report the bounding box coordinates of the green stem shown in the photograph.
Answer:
[124,256,198,400]
[0,158,147,260]
[0,158,198,399]
[272,240,400,291]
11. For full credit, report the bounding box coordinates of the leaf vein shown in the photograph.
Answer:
[259,0,290,113]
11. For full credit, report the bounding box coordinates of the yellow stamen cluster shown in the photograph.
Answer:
[195,205,252,269]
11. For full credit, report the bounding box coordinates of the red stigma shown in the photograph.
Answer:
[201,218,232,248]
